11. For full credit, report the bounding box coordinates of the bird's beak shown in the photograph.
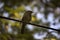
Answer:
[31,11,33,13]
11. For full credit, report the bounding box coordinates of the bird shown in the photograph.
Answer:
[21,11,33,34]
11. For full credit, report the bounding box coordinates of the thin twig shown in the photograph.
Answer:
[0,16,60,32]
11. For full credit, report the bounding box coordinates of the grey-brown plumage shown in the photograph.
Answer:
[21,11,33,34]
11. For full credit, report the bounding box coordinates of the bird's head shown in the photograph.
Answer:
[26,10,33,14]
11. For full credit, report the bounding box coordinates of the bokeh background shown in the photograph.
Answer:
[0,0,60,40]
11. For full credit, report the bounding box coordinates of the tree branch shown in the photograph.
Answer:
[0,16,60,32]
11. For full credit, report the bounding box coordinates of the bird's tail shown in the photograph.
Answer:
[21,23,26,34]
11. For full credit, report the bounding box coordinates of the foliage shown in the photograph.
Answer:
[0,0,60,40]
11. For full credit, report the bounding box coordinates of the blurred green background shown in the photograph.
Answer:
[0,0,60,40]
